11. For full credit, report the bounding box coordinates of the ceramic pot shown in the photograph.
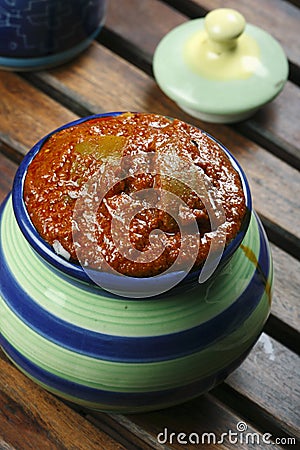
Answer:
[0,0,107,71]
[0,113,273,413]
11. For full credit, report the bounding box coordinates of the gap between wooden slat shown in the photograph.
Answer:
[2,73,300,265]
[259,214,300,262]
[55,398,169,450]
[289,61,300,86]
[21,72,92,118]
[287,0,300,8]
[86,413,169,450]
[20,58,300,179]
[97,27,300,171]
[211,384,299,446]
[160,0,207,18]
[234,121,300,171]
[98,27,153,76]
[160,0,300,86]
[264,315,300,356]
[0,140,25,165]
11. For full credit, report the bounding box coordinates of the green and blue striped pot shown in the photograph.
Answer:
[0,113,272,412]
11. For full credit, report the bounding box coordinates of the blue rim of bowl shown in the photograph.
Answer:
[12,112,252,294]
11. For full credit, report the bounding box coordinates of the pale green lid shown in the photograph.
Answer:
[153,9,288,123]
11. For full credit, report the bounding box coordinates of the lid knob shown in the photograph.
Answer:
[205,8,246,52]
[153,7,289,123]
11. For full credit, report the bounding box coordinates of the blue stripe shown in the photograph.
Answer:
[0,333,257,410]
[0,212,270,362]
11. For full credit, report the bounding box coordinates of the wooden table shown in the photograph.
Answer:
[0,1,299,449]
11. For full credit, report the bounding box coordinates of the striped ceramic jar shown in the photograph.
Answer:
[0,114,272,412]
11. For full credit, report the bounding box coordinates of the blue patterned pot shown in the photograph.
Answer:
[0,0,107,70]
[0,113,273,412]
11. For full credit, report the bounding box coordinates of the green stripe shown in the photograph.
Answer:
[1,288,270,392]
[0,351,196,412]
[2,197,260,337]
[0,353,206,412]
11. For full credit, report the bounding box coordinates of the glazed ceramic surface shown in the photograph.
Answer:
[0,0,107,70]
[153,10,288,123]
[0,113,273,412]
[11,113,252,297]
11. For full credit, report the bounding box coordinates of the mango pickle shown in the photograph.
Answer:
[75,135,127,160]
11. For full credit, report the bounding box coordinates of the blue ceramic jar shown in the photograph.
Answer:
[0,0,107,70]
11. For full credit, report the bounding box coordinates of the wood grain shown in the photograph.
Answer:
[270,243,300,333]
[98,334,299,446]
[105,0,189,55]
[104,0,300,164]
[236,82,300,169]
[37,43,300,240]
[0,1,298,446]
[190,0,300,67]
[245,81,300,151]
[224,334,300,438]
[0,352,125,450]
[0,72,76,154]
[94,395,284,449]
[106,0,300,66]
[0,153,16,203]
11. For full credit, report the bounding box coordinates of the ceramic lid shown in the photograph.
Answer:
[153,8,289,123]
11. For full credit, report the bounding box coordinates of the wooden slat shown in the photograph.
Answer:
[105,0,300,75]
[189,0,300,70]
[0,0,298,447]
[91,395,284,449]
[248,81,300,146]
[0,72,76,154]
[236,82,300,169]
[270,243,300,334]
[0,351,125,450]
[86,413,167,450]
[94,334,299,447]
[222,334,300,438]
[29,43,300,242]
[0,152,17,203]
[104,0,300,167]
[105,0,189,55]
